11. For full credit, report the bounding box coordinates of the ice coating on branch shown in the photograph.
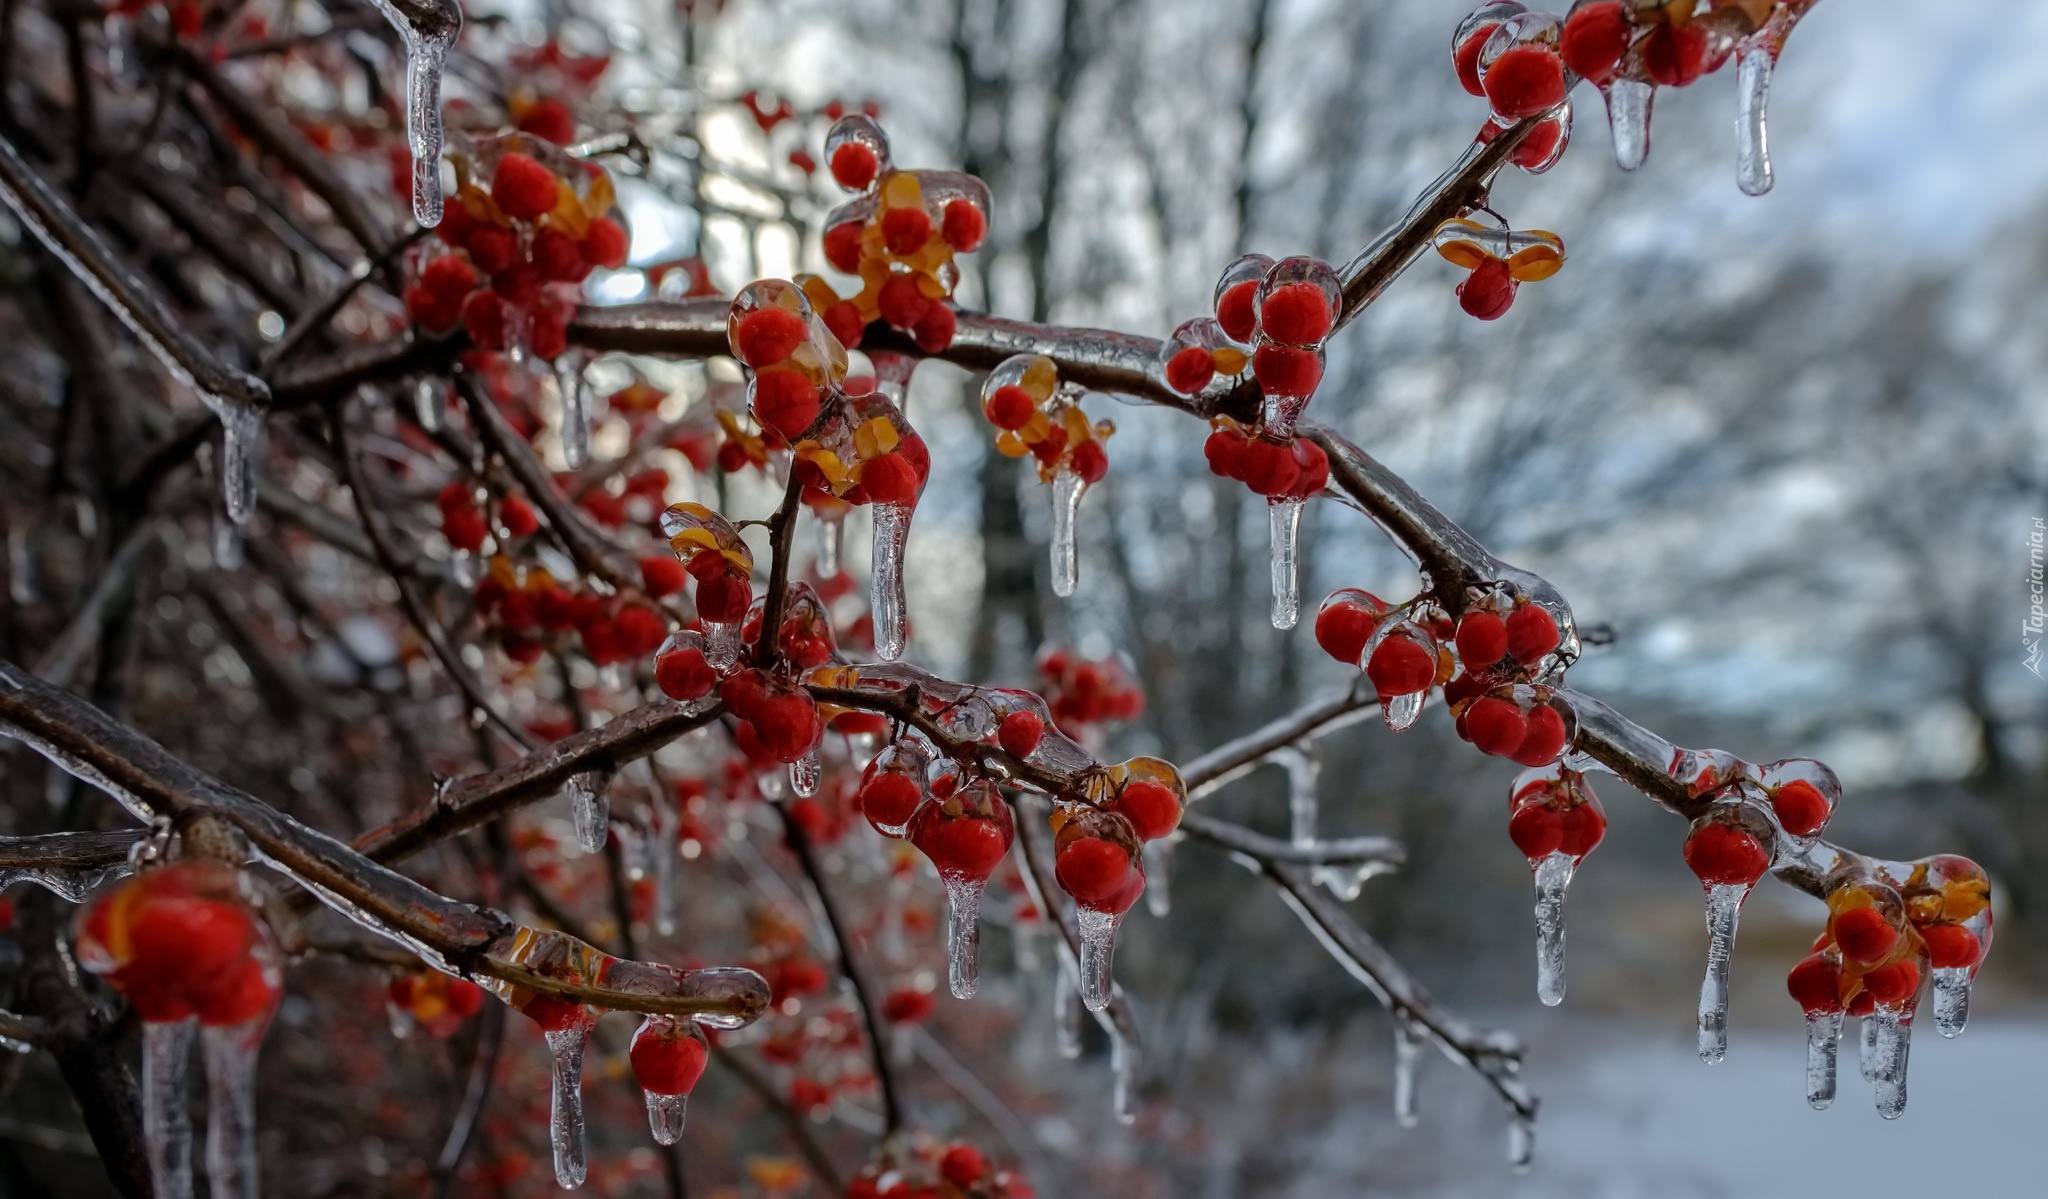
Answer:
[1805,1010,1842,1109]
[144,1019,196,1199]
[1054,954,1084,1059]
[1393,1009,1423,1127]
[203,1022,262,1199]
[942,876,986,1000]
[367,0,460,227]
[1269,497,1305,630]
[567,768,612,854]
[545,1023,593,1187]
[0,860,129,902]
[554,350,594,469]
[480,926,772,1031]
[871,502,913,660]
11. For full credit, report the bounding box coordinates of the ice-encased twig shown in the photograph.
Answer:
[0,830,136,901]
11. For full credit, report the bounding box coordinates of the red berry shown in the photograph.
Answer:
[529,306,567,360]
[530,227,590,283]
[1456,611,1509,667]
[1512,116,1567,171]
[881,206,933,256]
[443,507,488,553]
[882,988,934,1024]
[1458,258,1518,320]
[196,956,280,1027]
[1216,279,1260,343]
[1557,799,1606,858]
[436,202,475,250]
[492,263,543,307]
[1115,781,1182,841]
[1314,594,1382,665]
[461,289,509,350]
[1505,604,1560,665]
[1251,343,1321,399]
[1236,436,1300,498]
[911,302,956,353]
[466,224,518,274]
[1560,2,1631,84]
[940,1145,988,1188]
[1071,439,1109,485]
[1056,835,1138,909]
[830,142,878,190]
[640,556,686,597]
[1204,426,1249,480]
[752,370,821,440]
[1510,703,1569,767]
[695,570,752,623]
[942,200,987,253]
[1683,823,1770,888]
[877,275,931,329]
[1772,779,1830,838]
[1642,21,1709,88]
[1259,282,1334,346]
[518,97,578,145]
[1922,924,1982,971]
[997,710,1045,758]
[405,285,461,333]
[630,1025,708,1095]
[1287,437,1328,498]
[752,691,820,762]
[1366,635,1436,697]
[823,221,865,273]
[822,299,866,349]
[734,306,808,369]
[859,772,923,829]
[1846,990,1875,1018]
[491,152,560,222]
[1455,25,1499,96]
[655,645,716,701]
[422,254,479,298]
[1787,954,1844,1014]
[1832,907,1899,967]
[522,993,586,1032]
[1164,345,1216,395]
[1483,44,1567,121]
[1466,697,1530,757]
[1861,960,1920,1006]
[984,385,1037,431]
[1509,802,1563,859]
[859,452,921,506]
[580,216,631,271]
[910,809,1011,881]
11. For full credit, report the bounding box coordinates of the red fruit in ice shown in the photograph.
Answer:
[1771,779,1830,838]
[1165,345,1216,395]
[1366,634,1436,697]
[912,302,956,353]
[422,253,479,298]
[1831,907,1899,967]
[1286,437,1328,498]
[752,691,820,762]
[1787,954,1844,1014]
[522,993,586,1032]
[630,1024,708,1095]
[1560,2,1631,84]
[824,221,864,274]
[1510,702,1569,766]
[641,556,686,597]
[1684,823,1770,887]
[830,142,878,191]
[1466,697,1530,757]
[1236,436,1300,498]
[1056,832,1139,910]
[910,806,1011,881]
[1259,282,1335,346]
[942,200,988,253]
[997,710,1045,758]
[859,771,923,830]
[1455,610,1509,667]
[823,299,866,349]
[878,275,931,329]
[655,645,716,701]
[881,206,933,256]
[1505,604,1560,665]
[1642,20,1709,88]
[734,306,808,369]
[695,570,752,623]
[941,1144,988,1188]
[1216,279,1260,343]
[1251,343,1321,399]
[1455,24,1500,96]
[1114,780,1182,841]
[1072,440,1109,485]
[500,495,539,538]
[1315,591,1383,666]
[461,289,510,351]
[518,96,578,145]
[1557,797,1606,858]
[1509,802,1563,859]
[882,988,934,1024]
[980,387,1036,434]
[1861,960,1920,1006]
[532,227,590,283]
[466,223,517,274]
[1922,923,1982,971]
[1458,258,1518,321]
[1483,44,1567,121]
[1204,426,1250,480]
[491,152,560,222]
[580,216,630,271]
[753,370,821,439]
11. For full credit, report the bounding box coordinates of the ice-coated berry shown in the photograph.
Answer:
[1684,823,1770,887]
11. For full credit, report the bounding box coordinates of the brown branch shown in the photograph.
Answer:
[752,468,807,671]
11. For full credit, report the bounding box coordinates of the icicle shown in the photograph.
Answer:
[143,1019,196,1199]
[414,377,444,432]
[1859,1014,1879,1085]
[220,406,261,525]
[646,1092,688,1145]
[555,351,593,469]
[1076,906,1121,1013]
[1142,837,1173,918]
[1054,955,1083,1059]
[1735,49,1776,197]
[1532,851,1574,1007]
[703,617,741,671]
[1382,688,1425,733]
[943,877,985,999]
[1507,1106,1536,1173]
[815,514,843,577]
[1933,967,1971,1037]
[1280,746,1319,847]
[1393,1010,1423,1128]
[202,1023,262,1199]
[870,502,912,661]
[1696,882,1746,1063]
[649,792,678,937]
[568,770,612,854]
[368,1,459,227]
[545,1025,592,1188]
[1049,470,1084,598]
[1869,1006,1911,1119]
[1804,1010,1842,1110]
[1109,1023,1137,1125]
[790,745,822,798]
[212,512,244,571]
[1604,80,1654,171]
[1268,498,1304,630]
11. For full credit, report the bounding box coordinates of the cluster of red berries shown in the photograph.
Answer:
[404,138,629,359]
[474,568,667,667]
[629,1016,710,1099]
[1204,418,1329,501]
[720,669,824,765]
[75,860,282,1027]
[1675,757,1839,889]
[388,970,487,1039]
[1172,253,1342,427]
[1452,4,1578,173]
[1035,650,1145,734]
[1507,769,1608,864]
[846,1140,1034,1199]
[1558,0,1799,91]
[980,355,1113,487]
[1433,219,1567,321]
[1788,881,1923,1019]
[804,116,991,355]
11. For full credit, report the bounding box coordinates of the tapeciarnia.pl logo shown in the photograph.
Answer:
[2027,517,2045,679]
